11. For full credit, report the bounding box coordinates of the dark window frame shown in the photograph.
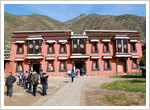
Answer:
[92,60,100,71]
[28,40,42,54]
[59,60,67,72]
[59,44,67,54]
[91,43,99,53]
[47,60,55,72]
[16,44,24,54]
[47,44,55,54]
[130,43,137,53]
[132,59,139,69]
[16,61,24,73]
[104,60,112,70]
[103,43,110,53]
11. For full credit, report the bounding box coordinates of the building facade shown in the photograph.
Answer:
[4,30,142,76]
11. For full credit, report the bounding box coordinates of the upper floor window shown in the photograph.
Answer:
[130,43,137,52]
[59,61,67,72]
[16,44,24,54]
[47,44,55,54]
[92,60,99,71]
[72,39,86,54]
[28,40,42,54]
[59,44,67,54]
[103,43,110,53]
[16,62,24,73]
[132,59,138,69]
[91,43,98,53]
[47,61,55,72]
[116,39,128,53]
[104,60,111,70]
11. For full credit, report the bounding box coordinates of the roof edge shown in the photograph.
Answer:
[13,30,72,33]
[85,30,139,33]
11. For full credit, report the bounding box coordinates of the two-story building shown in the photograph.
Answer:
[4,30,142,76]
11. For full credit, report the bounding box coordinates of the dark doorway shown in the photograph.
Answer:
[75,63,83,69]
[33,64,40,74]
[74,61,86,72]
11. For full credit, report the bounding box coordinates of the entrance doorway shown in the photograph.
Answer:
[29,60,41,74]
[117,59,127,73]
[75,62,83,69]
[74,60,86,74]
[33,64,40,74]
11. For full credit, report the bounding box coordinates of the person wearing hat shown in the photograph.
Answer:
[31,71,39,96]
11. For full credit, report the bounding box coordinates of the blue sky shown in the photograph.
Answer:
[4,4,146,22]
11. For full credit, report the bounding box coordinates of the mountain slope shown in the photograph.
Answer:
[4,12,146,45]
[4,12,66,44]
[64,14,146,39]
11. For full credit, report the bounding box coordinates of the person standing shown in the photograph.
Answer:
[41,73,49,96]
[24,71,29,89]
[18,73,22,85]
[5,72,16,97]
[27,71,33,92]
[39,70,43,84]
[70,69,75,82]
[31,71,39,96]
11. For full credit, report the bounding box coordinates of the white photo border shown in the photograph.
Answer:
[1,0,149,109]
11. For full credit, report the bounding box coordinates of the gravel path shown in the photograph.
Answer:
[41,77,83,106]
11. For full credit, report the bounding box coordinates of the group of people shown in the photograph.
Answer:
[67,68,85,82]
[5,70,49,97]
[5,68,85,97]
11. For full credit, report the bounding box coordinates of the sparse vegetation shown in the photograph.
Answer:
[110,72,144,78]
[95,93,145,106]
[100,79,146,93]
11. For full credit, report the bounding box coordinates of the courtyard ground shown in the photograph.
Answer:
[4,75,146,106]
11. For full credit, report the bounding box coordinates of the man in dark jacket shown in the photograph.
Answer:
[5,72,16,97]
[31,71,39,96]
[41,73,49,96]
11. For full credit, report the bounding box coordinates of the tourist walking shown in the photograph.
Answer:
[31,71,39,96]
[70,69,75,82]
[67,69,71,77]
[41,73,49,96]
[5,72,16,97]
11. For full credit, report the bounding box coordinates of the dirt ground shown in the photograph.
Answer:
[4,75,146,106]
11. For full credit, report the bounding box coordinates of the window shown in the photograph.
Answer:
[28,40,42,54]
[16,62,24,72]
[92,60,99,71]
[91,43,98,53]
[47,61,55,72]
[104,60,111,70]
[132,59,138,69]
[131,43,137,52]
[47,44,55,54]
[16,44,24,54]
[59,44,67,54]
[59,61,67,72]
[116,39,128,53]
[103,43,110,53]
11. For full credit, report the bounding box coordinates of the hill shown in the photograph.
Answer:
[4,12,146,45]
